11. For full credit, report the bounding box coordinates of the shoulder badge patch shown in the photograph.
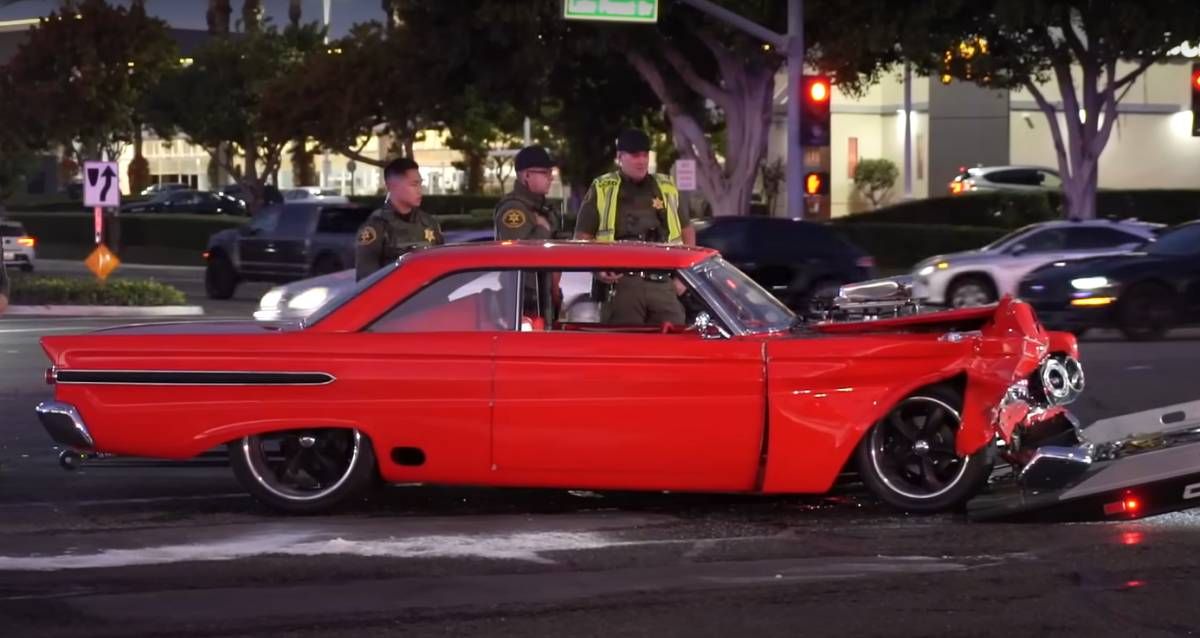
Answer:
[502,209,527,229]
[424,228,437,243]
[358,225,378,245]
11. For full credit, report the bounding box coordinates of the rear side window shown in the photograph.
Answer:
[317,207,372,234]
[986,169,1041,186]
[1065,227,1144,250]
[0,224,26,237]
[696,221,750,258]
[761,220,852,259]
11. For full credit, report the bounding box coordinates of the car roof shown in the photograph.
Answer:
[403,240,717,271]
[1032,218,1162,232]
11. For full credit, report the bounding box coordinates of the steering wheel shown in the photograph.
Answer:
[479,289,509,330]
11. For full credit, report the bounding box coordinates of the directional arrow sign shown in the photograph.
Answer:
[83,160,121,208]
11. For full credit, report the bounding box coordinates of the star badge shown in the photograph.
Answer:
[424,228,437,242]
[651,197,665,210]
[502,209,527,229]
[358,226,377,245]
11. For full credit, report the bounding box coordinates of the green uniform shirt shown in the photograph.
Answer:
[355,205,444,280]
[494,181,558,240]
[574,172,692,241]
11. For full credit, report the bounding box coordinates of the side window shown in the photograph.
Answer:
[1037,170,1062,188]
[317,207,371,234]
[369,270,519,333]
[696,222,749,259]
[247,206,282,233]
[276,207,314,236]
[1065,227,1143,250]
[987,169,1038,186]
[1019,229,1067,253]
[526,269,704,333]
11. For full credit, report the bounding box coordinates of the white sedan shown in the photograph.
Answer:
[911,219,1160,307]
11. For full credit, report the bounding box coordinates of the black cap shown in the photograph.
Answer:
[615,129,651,153]
[514,146,555,172]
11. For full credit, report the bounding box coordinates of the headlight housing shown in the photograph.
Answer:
[259,289,284,310]
[1070,276,1111,290]
[287,286,329,310]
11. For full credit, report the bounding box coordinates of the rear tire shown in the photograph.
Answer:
[856,385,994,513]
[205,254,238,300]
[1118,282,1176,341]
[230,427,377,514]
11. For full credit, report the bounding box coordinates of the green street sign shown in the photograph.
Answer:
[563,0,659,24]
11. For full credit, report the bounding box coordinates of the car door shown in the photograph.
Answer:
[344,269,518,485]
[491,305,766,492]
[267,204,316,279]
[236,206,282,277]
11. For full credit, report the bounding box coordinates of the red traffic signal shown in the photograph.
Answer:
[804,171,829,196]
[800,75,832,147]
[808,78,830,103]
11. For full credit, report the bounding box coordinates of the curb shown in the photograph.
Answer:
[4,305,205,317]
[37,259,205,273]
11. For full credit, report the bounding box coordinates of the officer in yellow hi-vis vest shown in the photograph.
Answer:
[574,129,696,325]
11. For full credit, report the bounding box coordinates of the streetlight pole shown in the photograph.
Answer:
[785,0,804,219]
[321,0,332,190]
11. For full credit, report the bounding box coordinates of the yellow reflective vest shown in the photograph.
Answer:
[590,172,682,244]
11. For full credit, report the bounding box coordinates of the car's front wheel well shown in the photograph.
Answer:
[840,374,968,477]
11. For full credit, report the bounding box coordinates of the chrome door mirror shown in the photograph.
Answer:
[692,311,725,339]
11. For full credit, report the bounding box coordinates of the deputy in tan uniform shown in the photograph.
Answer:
[495,146,562,313]
[356,157,444,281]
[574,129,696,325]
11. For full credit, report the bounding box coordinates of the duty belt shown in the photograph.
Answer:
[624,270,672,282]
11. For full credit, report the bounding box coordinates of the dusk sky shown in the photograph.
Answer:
[0,0,385,37]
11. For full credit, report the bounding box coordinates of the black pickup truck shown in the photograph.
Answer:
[204,202,372,299]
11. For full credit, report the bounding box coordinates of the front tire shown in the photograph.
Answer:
[230,428,377,514]
[1118,282,1176,341]
[856,386,993,513]
[205,254,239,300]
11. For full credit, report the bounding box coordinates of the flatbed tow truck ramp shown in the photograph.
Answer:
[969,400,1200,522]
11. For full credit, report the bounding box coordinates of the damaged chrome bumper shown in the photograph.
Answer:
[35,400,94,451]
[971,400,1200,521]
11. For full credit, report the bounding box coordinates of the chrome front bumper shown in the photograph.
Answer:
[35,400,94,450]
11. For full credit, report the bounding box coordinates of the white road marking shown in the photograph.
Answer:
[1125,365,1154,371]
[0,493,249,510]
[0,530,630,571]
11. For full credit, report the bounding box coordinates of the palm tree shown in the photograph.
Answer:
[207,0,231,35]
[289,0,302,28]
[242,0,262,33]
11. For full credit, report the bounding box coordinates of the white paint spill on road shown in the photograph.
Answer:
[0,530,624,572]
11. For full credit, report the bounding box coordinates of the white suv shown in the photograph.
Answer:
[911,219,1160,307]
[949,165,1062,195]
[1,220,36,272]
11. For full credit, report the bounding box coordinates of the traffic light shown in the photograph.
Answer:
[1191,63,1200,137]
[800,75,832,147]
[804,171,829,196]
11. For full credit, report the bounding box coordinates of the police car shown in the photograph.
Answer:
[1,220,36,272]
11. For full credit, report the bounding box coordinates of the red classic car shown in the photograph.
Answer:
[36,241,1087,514]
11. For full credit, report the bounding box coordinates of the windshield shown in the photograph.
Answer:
[981,224,1039,251]
[1146,223,1200,256]
[690,257,794,333]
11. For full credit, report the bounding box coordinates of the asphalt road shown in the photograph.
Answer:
[3,266,1200,637]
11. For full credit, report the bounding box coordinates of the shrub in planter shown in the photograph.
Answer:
[10,275,186,306]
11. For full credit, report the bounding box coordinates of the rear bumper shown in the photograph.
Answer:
[35,401,94,450]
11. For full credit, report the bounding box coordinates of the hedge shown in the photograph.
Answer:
[842,190,1200,229]
[4,212,243,250]
[10,275,187,306]
[829,222,1008,270]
